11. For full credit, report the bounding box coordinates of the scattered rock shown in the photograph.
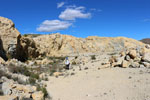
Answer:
[32,91,44,100]
[130,62,140,68]
[125,55,130,61]
[53,72,63,77]
[140,65,145,68]
[145,44,150,49]
[120,51,126,57]
[122,60,130,68]
[128,50,137,59]
[0,57,5,64]
[142,53,150,63]
[128,76,132,79]
[142,62,150,68]
[0,95,18,100]
[84,67,88,70]
[39,73,48,80]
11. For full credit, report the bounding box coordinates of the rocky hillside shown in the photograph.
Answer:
[33,33,146,57]
[140,38,150,44]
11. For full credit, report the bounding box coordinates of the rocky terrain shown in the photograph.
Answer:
[0,16,150,100]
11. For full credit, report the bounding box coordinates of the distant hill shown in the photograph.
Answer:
[140,38,150,44]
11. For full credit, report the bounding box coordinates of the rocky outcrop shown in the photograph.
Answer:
[0,37,7,60]
[33,33,146,57]
[0,17,39,61]
[0,16,21,60]
[19,36,39,61]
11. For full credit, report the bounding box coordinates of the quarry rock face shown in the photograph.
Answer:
[0,17,39,61]
[33,33,146,57]
[19,36,39,61]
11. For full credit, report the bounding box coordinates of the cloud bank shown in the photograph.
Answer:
[37,20,72,32]
[59,6,91,20]
[37,3,93,32]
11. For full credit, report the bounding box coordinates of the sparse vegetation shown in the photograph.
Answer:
[47,56,66,61]
[36,84,48,98]
[23,34,42,38]
[75,56,78,59]
[72,61,77,65]
[28,77,36,85]
[91,55,96,60]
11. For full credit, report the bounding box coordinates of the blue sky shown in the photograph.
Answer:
[0,0,150,40]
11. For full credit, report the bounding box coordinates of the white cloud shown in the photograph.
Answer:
[59,6,91,20]
[57,2,65,8]
[37,20,72,32]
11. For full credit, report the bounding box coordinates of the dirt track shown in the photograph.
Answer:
[46,67,150,100]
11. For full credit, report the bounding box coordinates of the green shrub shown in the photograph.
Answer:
[75,56,78,59]
[91,55,96,60]
[47,56,66,61]
[29,77,36,85]
[36,84,48,98]
[72,61,77,65]
[30,73,39,79]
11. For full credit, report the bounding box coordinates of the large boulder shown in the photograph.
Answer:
[142,52,150,63]
[19,36,39,61]
[128,50,137,59]
[32,91,44,100]
[121,60,130,68]
[0,17,39,61]
[0,16,21,60]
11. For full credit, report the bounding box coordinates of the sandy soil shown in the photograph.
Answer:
[46,67,150,100]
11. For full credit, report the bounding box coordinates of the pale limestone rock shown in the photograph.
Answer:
[0,16,21,59]
[142,62,150,68]
[32,91,44,100]
[39,73,47,80]
[112,56,124,67]
[0,57,5,64]
[130,62,140,68]
[0,95,18,100]
[120,51,126,57]
[122,60,130,68]
[142,52,150,63]
[128,50,137,59]
[145,44,150,49]
[53,72,63,77]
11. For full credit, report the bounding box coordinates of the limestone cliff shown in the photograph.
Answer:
[33,33,145,57]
